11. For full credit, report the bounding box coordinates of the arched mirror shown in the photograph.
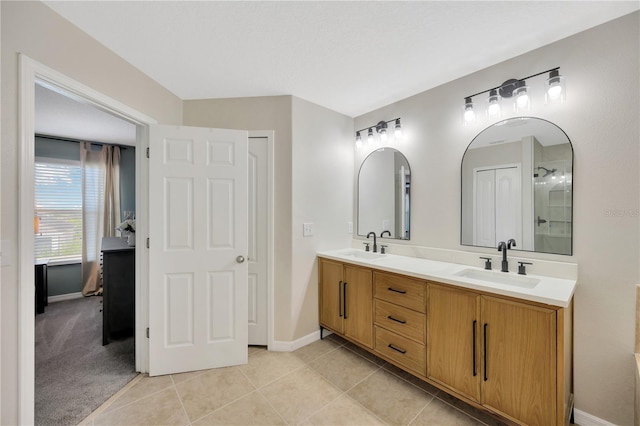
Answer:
[461,117,573,255]
[358,148,411,239]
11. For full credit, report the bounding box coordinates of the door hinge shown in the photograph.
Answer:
[146,238,150,248]
[146,147,150,158]
[146,327,149,338]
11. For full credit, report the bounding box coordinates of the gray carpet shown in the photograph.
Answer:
[35,296,137,425]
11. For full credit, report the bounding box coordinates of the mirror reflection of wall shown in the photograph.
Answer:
[358,148,411,239]
[461,117,573,255]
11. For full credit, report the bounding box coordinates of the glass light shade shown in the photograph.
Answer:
[486,89,501,119]
[355,138,363,150]
[367,128,374,146]
[379,128,387,142]
[463,97,475,124]
[514,82,530,112]
[394,119,402,138]
[545,70,566,104]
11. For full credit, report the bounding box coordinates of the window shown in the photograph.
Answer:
[34,158,82,263]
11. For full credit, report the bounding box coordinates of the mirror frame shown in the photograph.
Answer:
[460,117,574,255]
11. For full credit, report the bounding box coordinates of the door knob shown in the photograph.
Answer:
[236,255,245,263]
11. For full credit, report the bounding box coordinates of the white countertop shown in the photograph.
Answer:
[318,248,576,308]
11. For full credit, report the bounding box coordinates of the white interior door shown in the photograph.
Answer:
[148,124,248,376]
[473,169,496,246]
[495,167,521,244]
[248,137,268,345]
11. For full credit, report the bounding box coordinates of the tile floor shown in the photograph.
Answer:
[81,334,508,426]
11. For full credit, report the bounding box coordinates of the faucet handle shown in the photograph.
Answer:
[380,245,388,254]
[363,242,370,252]
[479,257,492,270]
[517,261,532,275]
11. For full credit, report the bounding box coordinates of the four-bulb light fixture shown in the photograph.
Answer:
[463,67,565,125]
[355,118,402,150]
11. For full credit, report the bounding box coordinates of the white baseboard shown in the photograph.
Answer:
[573,409,616,426]
[269,329,325,352]
[48,292,83,303]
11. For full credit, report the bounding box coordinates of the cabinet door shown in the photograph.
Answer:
[319,259,344,333]
[427,284,481,402]
[481,296,556,425]
[344,265,373,348]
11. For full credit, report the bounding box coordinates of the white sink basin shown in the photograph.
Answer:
[454,268,540,289]
[338,249,386,260]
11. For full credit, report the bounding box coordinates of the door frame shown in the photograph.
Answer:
[18,56,276,424]
[18,54,155,425]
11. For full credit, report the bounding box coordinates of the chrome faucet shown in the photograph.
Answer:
[366,232,378,253]
[380,230,391,238]
[497,239,516,272]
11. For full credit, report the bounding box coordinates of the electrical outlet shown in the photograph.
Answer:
[348,222,353,234]
[303,223,314,237]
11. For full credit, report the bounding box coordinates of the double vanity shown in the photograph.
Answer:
[318,248,575,426]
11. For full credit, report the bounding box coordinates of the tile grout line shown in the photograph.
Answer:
[405,395,435,426]
[92,376,176,417]
[170,373,193,425]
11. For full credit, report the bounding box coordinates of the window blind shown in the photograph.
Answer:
[34,158,82,263]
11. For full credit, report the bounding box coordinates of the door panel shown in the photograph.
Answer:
[149,124,248,376]
[344,265,373,348]
[248,137,268,345]
[319,259,344,333]
[481,296,556,425]
[427,284,481,402]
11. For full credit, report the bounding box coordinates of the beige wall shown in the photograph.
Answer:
[354,12,639,424]
[290,96,353,340]
[183,96,294,340]
[1,2,183,423]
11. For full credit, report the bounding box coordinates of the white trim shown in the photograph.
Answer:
[248,131,276,352]
[47,292,83,303]
[573,409,616,426]
[269,329,323,352]
[18,54,156,425]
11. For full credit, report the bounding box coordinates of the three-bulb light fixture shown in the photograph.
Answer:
[355,118,402,150]
[463,67,565,125]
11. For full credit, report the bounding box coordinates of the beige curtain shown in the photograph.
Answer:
[81,143,121,296]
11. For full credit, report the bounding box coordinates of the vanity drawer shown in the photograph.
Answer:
[374,299,426,344]
[374,272,426,313]
[375,326,426,376]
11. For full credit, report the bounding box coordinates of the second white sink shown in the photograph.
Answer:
[454,268,540,289]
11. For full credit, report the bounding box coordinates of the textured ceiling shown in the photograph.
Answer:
[43,1,639,118]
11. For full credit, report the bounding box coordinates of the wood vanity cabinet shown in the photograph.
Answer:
[428,283,568,426]
[319,258,373,348]
[318,257,572,426]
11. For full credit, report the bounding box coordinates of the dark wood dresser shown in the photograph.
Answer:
[101,237,135,345]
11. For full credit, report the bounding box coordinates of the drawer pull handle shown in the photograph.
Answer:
[387,287,407,294]
[387,315,406,324]
[388,344,406,354]
[472,320,477,377]
[483,323,488,382]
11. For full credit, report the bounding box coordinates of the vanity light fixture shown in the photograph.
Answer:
[463,67,564,125]
[355,118,402,150]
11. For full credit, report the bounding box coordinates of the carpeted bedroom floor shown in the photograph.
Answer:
[35,296,137,426]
